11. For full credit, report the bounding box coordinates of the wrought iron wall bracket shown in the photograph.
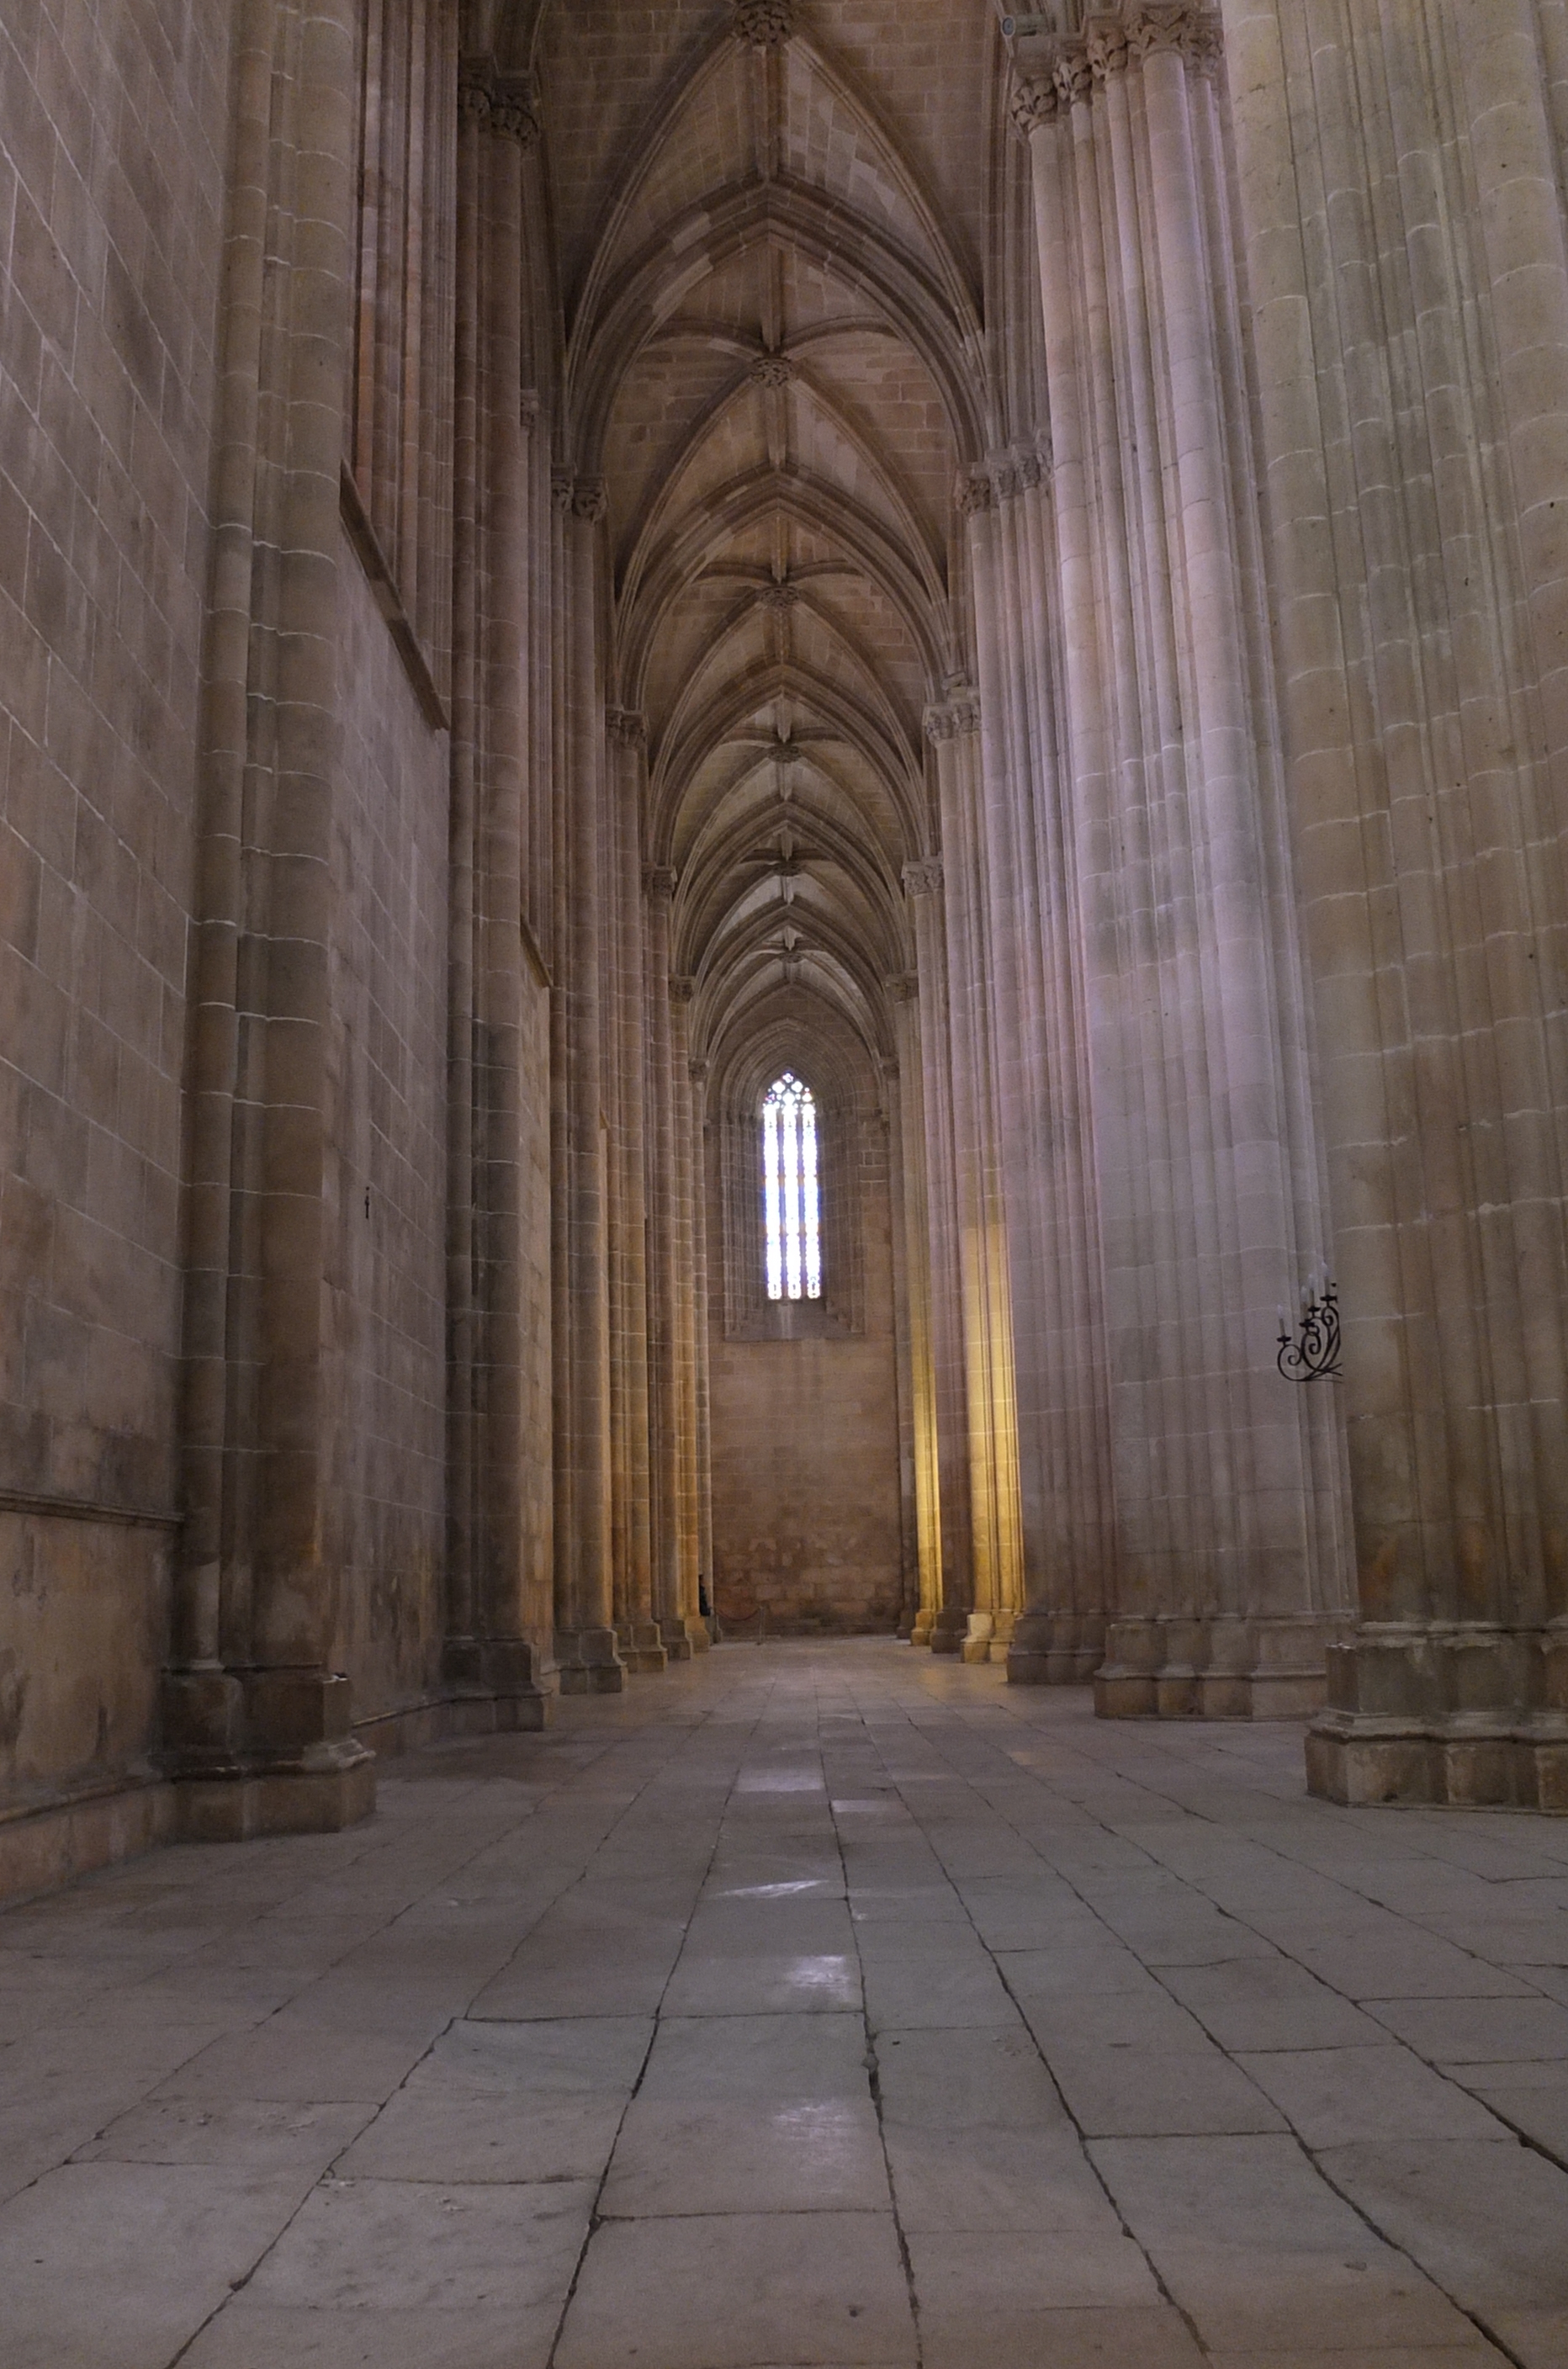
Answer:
[1278,1280,1342,1381]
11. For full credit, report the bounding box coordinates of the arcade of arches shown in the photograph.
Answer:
[6,0,1568,1911]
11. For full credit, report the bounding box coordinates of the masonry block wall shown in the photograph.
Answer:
[707,1100,903,1635]
[0,0,230,1842]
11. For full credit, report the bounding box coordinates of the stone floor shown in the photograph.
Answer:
[3,1643,1568,2368]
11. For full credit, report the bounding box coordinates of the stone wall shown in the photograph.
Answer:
[0,0,230,1848]
[707,1102,903,1635]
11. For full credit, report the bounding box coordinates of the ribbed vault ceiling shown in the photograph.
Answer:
[504,0,996,1071]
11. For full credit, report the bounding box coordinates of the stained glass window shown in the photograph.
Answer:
[762,1073,821,1301]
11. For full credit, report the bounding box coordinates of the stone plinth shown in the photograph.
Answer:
[1307,1629,1568,1810]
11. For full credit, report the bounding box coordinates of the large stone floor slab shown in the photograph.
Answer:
[3,1641,1568,2365]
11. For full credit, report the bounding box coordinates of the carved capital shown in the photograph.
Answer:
[644,864,678,901]
[689,1059,710,1086]
[987,442,1050,501]
[1053,39,1094,106]
[750,353,794,388]
[733,0,794,45]
[571,475,607,524]
[550,468,575,516]
[607,707,647,750]
[1084,15,1128,83]
[925,677,980,742]
[458,60,493,125]
[669,974,697,1004]
[885,971,919,1004]
[903,857,944,898]
[956,466,993,518]
[1126,3,1223,70]
[1014,440,1048,491]
[491,76,541,146]
[1009,74,1060,137]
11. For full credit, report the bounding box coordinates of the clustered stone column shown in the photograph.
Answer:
[606,712,664,1673]
[441,61,551,1730]
[1002,0,1351,1717]
[887,973,941,1646]
[550,475,623,1693]
[919,697,1025,1664]
[1226,0,1568,1805]
[879,1046,922,1639]
[642,871,691,1655]
[166,0,374,1835]
[963,449,1113,1689]
[902,855,975,1654]
[669,979,709,1651]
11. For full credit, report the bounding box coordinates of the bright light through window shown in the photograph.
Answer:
[762,1073,820,1301]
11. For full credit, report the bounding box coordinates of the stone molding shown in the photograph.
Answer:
[733,0,795,47]
[0,1485,180,1530]
[903,857,944,897]
[339,463,449,732]
[607,707,647,750]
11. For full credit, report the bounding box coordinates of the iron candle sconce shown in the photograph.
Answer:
[1277,1276,1342,1381]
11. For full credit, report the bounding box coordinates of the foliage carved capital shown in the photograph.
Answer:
[733,0,795,46]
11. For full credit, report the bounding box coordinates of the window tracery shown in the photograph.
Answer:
[762,1073,821,1301]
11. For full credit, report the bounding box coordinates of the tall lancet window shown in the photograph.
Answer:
[762,1073,821,1301]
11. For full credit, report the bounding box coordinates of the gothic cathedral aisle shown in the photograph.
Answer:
[3,0,1568,1903]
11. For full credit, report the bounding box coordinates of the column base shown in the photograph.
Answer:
[1306,1627,1568,1808]
[617,1620,669,1675]
[930,1606,970,1656]
[442,1637,553,1730]
[554,1627,627,1693]
[1006,1609,1105,1686]
[175,1747,376,1842]
[909,1607,935,1648]
[162,1664,379,1835]
[961,1609,1017,1664]
[1093,1615,1347,1720]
